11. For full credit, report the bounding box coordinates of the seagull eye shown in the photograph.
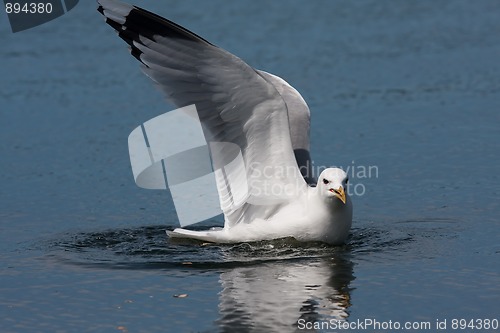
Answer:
[345,177,349,184]
[323,178,329,185]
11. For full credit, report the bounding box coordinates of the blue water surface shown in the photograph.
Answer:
[1,1,499,332]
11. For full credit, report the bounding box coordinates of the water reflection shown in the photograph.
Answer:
[46,224,425,331]
[217,253,355,332]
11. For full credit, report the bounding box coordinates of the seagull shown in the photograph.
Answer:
[97,0,353,245]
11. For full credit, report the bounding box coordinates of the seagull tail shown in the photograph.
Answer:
[166,228,226,243]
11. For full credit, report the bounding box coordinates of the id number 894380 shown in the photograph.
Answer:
[5,2,53,14]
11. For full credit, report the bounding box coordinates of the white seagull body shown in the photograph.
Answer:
[98,0,353,245]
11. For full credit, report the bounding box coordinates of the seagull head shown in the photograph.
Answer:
[317,168,349,204]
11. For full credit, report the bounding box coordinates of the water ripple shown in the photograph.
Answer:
[40,219,451,270]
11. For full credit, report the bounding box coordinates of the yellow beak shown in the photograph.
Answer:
[330,186,346,204]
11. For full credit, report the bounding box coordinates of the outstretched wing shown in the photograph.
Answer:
[98,0,308,225]
[257,71,315,185]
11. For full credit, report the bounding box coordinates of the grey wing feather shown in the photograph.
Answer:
[257,71,316,185]
[98,0,309,226]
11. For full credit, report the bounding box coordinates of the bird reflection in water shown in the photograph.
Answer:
[216,248,355,332]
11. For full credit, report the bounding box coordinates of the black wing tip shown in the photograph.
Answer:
[127,5,214,46]
[106,18,123,32]
[97,0,216,67]
[97,0,214,47]
[97,3,148,66]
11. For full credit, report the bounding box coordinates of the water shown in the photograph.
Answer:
[1,1,499,332]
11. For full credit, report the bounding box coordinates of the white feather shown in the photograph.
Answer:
[98,0,353,245]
